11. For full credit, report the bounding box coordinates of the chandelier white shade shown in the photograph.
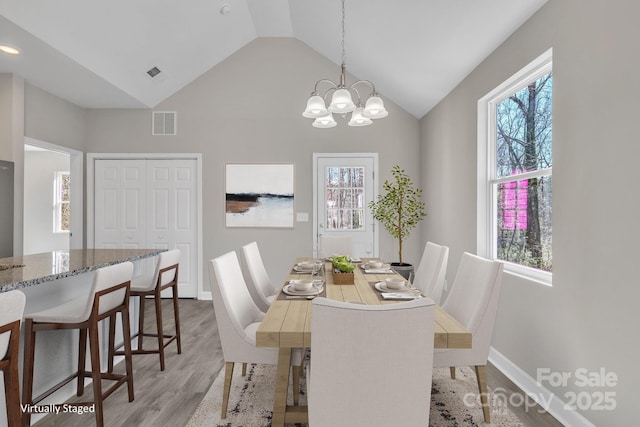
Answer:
[348,106,372,126]
[362,95,389,119]
[312,113,337,128]
[328,88,356,113]
[303,95,329,118]
[302,0,388,128]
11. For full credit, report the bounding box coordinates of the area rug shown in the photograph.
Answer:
[186,364,523,427]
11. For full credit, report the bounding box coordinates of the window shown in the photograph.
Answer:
[54,171,70,233]
[325,166,365,230]
[478,49,552,284]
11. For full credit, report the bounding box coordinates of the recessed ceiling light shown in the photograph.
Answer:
[0,45,20,55]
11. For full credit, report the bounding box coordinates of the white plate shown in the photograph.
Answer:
[362,263,391,270]
[374,281,410,293]
[283,283,324,296]
[293,264,317,272]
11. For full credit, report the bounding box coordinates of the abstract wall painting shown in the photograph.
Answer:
[225,163,294,228]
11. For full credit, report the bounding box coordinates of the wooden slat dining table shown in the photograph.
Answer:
[256,259,471,427]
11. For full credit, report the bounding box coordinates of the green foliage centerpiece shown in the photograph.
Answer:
[369,165,426,267]
[328,255,356,284]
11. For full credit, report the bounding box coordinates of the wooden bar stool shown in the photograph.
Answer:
[1,290,26,427]
[21,262,134,427]
[114,249,181,371]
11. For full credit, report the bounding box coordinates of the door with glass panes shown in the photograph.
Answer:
[313,154,378,259]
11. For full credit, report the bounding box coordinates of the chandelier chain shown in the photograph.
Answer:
[301,0,388,127]
[341,0,346,67]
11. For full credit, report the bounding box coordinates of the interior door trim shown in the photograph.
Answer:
[24,137,84,251]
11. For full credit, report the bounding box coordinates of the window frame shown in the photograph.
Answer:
[477,48,553,286]
[53,170,70,233]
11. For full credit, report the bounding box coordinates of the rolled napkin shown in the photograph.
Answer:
[380,293,418,300]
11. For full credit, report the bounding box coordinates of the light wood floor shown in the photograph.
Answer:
[33,299,562,427]
[33,299,223,427]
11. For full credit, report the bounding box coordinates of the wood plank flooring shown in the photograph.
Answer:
[33,299,222,427]
[33,299,563,426]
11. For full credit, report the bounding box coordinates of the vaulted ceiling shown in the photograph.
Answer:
[0,0,547,118]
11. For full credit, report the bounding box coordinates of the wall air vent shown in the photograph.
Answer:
[147,66,161,78]
[152,111,177,136]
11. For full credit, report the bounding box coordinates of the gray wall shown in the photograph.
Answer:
[0,74,25,256]
[85,38,422,292]
[420,0,638,424]
[24,84,87,152]
[23,150,70,254]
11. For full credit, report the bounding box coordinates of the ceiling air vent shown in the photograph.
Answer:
[152,111,177,136]
[147,66,161,78]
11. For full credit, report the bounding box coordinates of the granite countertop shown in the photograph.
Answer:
[0,248,166,293]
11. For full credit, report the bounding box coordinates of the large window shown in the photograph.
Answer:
[54,171,70,233]
[478,49,552,284]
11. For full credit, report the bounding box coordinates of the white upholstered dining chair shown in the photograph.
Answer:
[208,251,303,418]
[308,297,436,427]
[434,252,504,423]
[413,241,449,304]
[318,234,352,258]
[240,241,278,313]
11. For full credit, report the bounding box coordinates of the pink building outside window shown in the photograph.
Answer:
[502,178,528,230]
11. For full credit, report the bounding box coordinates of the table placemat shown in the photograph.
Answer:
[368,281,423,301]
[368,280,387,301]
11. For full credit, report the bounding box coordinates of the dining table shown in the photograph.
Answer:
[255,258,472,427]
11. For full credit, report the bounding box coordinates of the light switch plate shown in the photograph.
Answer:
[296,212,309,222]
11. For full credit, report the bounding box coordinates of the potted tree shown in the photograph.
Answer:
[369,165,426,279]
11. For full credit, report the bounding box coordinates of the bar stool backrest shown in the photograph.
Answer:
[91,262,134,317]
[0,290,26,359]
[152,249,181,289]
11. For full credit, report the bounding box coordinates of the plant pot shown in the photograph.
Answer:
[332,269,355,285]
[391,263,413,280]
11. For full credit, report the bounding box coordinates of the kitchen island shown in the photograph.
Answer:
[0,248,165,427]
[0,248,164,293]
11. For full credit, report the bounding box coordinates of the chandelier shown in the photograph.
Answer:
[302,0,388,128]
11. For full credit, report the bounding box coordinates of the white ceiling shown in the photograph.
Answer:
[0,0,547,118]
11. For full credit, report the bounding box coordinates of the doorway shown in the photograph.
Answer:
[313,153,378,259]
[23,138,83,253]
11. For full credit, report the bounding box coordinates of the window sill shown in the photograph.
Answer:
[502,262,552,287]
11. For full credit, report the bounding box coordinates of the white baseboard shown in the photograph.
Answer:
[198,290,212,301]
[488,347,597,427]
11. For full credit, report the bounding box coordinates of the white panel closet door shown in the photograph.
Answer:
[94,159,198,298]
[146,159,198,298]
[94,160,146,249]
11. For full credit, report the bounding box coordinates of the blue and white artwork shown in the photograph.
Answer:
[225,163,294,228]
